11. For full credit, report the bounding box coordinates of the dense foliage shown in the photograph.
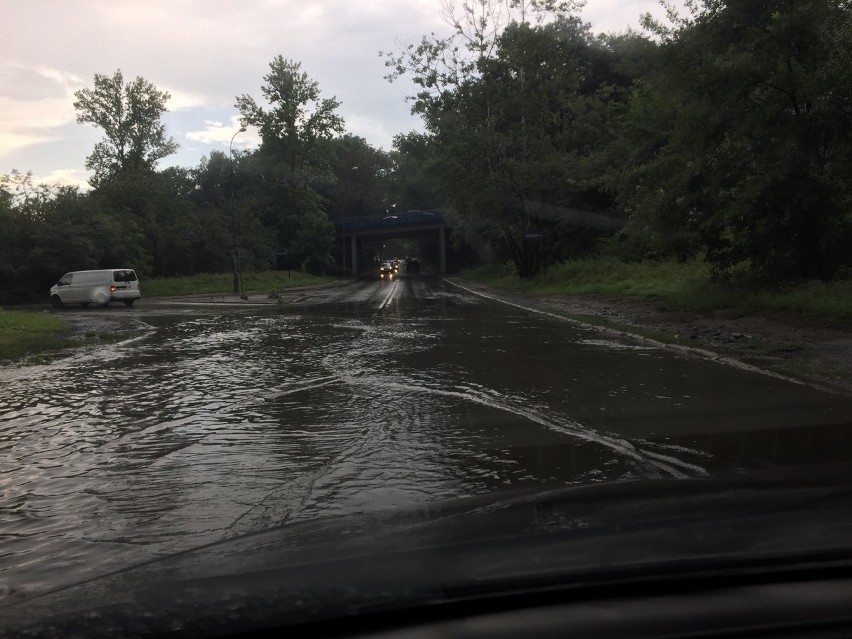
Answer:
[386,0,852,279]
[630,0,852,279]
[0,62,398,303]
[3,0,851,303]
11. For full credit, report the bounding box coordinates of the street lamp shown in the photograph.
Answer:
[342,166,359,277]
[230,126,247,299]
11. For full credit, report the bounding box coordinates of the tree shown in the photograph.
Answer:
[74,70,178,187]
[188,152,239,274]
[387,132,444,211]
[626,0,852,279]
[235,57,345,273]
[383,0,583,115]
[0,176,105,302]
[320,134,391,220]
[386,5,629,277]
[236,57,344,186]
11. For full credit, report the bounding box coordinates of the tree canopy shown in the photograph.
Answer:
[5,0,852,303]
[235,57,350,272]
[73,70,178,187]
[626,0,852,279]
[386,0,852,279]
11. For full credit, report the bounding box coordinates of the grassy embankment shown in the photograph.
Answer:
[0,309,69,362]
[462,258,852,322]
[143,270,334,297]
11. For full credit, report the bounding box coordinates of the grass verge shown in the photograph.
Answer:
[0,309,70,362]
[143,271,334,297]
[462,258,852,322]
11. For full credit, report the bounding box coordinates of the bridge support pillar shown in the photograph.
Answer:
[438,226,446,274]
[350,235,359,276]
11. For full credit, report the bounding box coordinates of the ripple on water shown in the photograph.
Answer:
[0,310,710,602]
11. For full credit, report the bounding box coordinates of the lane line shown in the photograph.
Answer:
[377,278,399,311]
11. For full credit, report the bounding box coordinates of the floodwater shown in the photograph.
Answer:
[2,277,851,600]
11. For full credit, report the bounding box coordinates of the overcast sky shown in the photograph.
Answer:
[2,1,670,190]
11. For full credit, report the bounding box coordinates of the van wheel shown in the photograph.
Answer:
[123,299,136,307]
[51,295,63,309]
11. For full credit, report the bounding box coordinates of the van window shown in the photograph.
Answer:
[113,270,137,282]
[59,273,73,285]
[75,271,107,285]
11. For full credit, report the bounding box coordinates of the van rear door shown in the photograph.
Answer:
[112,270,136,287]
[111,270,140,297]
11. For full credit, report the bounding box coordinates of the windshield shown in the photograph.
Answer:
[2,0,852,635]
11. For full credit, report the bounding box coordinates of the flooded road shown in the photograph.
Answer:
[2,276,851,600]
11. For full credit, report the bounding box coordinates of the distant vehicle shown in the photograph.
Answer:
[379,262,394,278]
[406,257,420,274]
[50,269,141,308]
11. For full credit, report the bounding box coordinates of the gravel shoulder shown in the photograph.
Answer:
[447,277,852,396]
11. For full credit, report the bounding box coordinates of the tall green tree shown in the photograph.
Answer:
[187,152,241,274]
[235,57,344,272]
[321,134,391,220]
[73,70,178,187]
[236,57,344,186]
[627,0,852,279]
[387,132,444,211]
[386,4,629,276]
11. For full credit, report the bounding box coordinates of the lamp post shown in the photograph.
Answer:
[230,126,247,298]
[342,166,359,277]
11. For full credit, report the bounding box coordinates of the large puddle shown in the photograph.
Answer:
[2,286,851,599]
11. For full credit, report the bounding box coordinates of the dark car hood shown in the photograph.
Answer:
[4,477,852,637]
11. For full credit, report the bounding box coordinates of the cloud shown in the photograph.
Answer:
[581,0,686,34]
[345,113,418,151]
[0,64,82,157]
[3,0,669,180]
[165,88,207,111]
[185,116,259,148]
[37,168,92,191]
[0,127,61,158]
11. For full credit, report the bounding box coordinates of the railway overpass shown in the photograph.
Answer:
[333,209,448,275]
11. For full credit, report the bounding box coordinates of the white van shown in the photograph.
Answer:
[50,269,142,308]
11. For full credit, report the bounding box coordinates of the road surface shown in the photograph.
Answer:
[2,275,851,600]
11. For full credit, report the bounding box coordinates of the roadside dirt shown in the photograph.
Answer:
[449,278,852,396]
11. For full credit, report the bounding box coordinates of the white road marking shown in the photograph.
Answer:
[377,279,399,310]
